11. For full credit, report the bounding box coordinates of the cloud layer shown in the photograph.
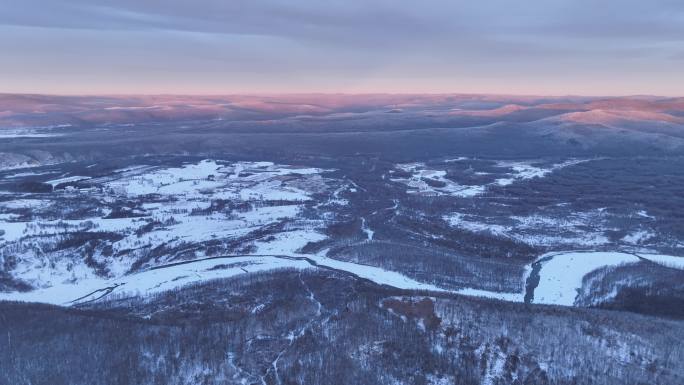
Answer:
[1,0,683,95]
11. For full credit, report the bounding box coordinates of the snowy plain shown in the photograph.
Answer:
[1,158,682,310]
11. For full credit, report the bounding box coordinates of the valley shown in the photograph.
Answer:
[1,94,684,385]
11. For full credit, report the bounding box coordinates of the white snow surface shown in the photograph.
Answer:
[637,253,684,270]
[4,171,55,178]
[494,159,586,186]
[46,175,91,186]
[0,159,341,289]
[361,217,374,240]
[622,230,655,245]
[308,254,447,292]
[0,198,51,210]
[455,287,525,302]
[3,248,682,308]
[252,230,327,255]
[0,252,450,305]
[392,159,587,197]
[0,129,62,138]
[443,209,611,248]
[390,163,485,197]
[104,160,324,200]
[0,256,314,305]
[532,251,641,306]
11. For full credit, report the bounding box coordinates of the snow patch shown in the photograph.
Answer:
[393,159,587,197]
[46,175,91,187]
[443,210,611,247]
[637,253,684,270]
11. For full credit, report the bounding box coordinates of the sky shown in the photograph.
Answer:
[1,0,683,96]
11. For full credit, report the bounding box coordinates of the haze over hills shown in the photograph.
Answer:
[3,93,684,128]
[2,93,684,172]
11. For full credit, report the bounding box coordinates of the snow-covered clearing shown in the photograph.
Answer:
[443,209,612,247]
[390,163,485,197]
[392,159,587,197]
[308,253,446,292]
[46,175,91,186]
[0,256,315,305]
[0,198,51,210]
[530,251,641,306]
[0,159,343,290]
[493,159,586,186]
[622,230,655,245]
[0,129,62,138]
[103,160,326,200]
[361,217,374,240]
[252,230,327,255]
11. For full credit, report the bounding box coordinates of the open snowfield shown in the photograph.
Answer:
[637,253,684,270]
[0,252,447,305]
[530,251,641,306]
[390,163,485,197]
[0,256,315,305]
[443,209,613,248]
[391,159,587,197]
[0,159,348,290]
[465,250,684,306]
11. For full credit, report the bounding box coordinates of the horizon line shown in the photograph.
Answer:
[2,91,681,99]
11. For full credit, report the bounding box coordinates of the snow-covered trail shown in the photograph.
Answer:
[361,217,374,241]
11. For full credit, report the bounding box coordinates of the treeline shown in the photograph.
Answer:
[1,269,682,385]
[577,261,684,319]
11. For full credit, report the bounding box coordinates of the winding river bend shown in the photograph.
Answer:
[1,251,682,308]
